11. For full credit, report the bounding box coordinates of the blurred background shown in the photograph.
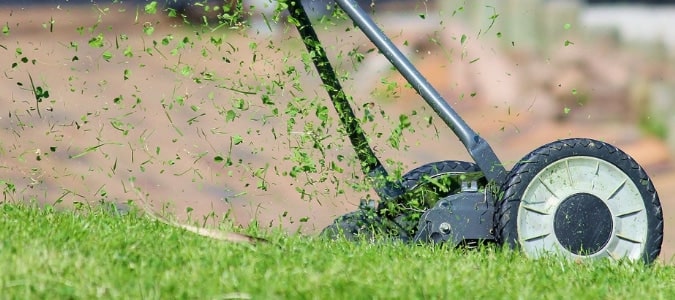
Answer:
[1,0,674,260]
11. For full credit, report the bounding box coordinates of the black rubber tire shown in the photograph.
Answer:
[496,138,663,263]
[386,160,484,237]
[378,160,483,219]
[319,209,390,241]
[399,160,481,191]
[322,160,482,241]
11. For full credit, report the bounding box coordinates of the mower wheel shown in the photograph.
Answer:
[319,208,391,241]
[379,160,485,237]
[399,160,482,191]
[496,138,663,263]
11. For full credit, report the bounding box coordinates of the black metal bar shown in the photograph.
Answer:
[334,0,506,185]
[286,0,404,200]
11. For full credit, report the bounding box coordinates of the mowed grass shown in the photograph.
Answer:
[1,203,674,299]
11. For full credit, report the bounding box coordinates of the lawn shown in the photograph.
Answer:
[0,203,674,299]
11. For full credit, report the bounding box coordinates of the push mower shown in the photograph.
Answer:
[285,0,663,263]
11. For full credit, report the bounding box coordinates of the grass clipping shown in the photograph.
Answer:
[129,180,266,244]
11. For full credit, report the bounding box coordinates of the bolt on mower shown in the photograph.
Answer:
[284,0,663,263]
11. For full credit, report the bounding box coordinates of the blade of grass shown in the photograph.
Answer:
[128,179,266,244]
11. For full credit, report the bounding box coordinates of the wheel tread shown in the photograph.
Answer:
[494,138,663,263]
[399,160,480,190]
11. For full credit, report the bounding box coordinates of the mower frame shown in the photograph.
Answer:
[284,0,663,263]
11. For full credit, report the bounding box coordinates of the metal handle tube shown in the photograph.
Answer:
[334,0,506,184]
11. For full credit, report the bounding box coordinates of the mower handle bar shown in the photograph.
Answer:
[334,0,507,185]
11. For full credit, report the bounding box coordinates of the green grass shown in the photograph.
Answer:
[1,203,674,299]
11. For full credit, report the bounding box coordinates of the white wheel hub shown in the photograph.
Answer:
[517,156,648,260]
